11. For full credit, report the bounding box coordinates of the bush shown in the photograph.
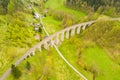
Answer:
[26,61,31,70]
[80,13,100,22]
[89,64,98,80]
[49,10,65,21]
[7,0,24,14]
[103,7,117,17]
[62,13,75,28]
[6,23,35,47]
[49,10,76,28]
[11,64,22,79]
[0,0,9,14]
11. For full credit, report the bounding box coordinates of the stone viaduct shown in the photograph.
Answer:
[15,20,95,65]
[0,18,120,80]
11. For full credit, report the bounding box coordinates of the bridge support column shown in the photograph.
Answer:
[31,51,35,56]
[88,23,92,26]
[44,42,49,50]
[82,24,86,30]
[49,40,54,47]
[55,35,59,45]
[66,30,69,39]
[71,28,75,36]
[77,26,81,34]
[60,32,64,41]
[28,54,31,58]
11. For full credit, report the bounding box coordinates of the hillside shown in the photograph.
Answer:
[66,0,120,17]
[0,0,120,80]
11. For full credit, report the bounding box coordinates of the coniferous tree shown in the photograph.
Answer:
[26,61,31,70]
[11,64,22,79]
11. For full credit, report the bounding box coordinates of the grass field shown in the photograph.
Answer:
[58,35,120,80]
[42,16,62,34]
[83,46,120,80]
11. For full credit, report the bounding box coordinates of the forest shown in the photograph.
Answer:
[66,0,120,16]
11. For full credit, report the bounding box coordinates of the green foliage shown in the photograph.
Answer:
[49,10,64,21]
[42,16,62,34]
[83,45,120,80]
[7,0,20,14]
[2,0,9,8]
[7,0,24,14]
[26,61,31,70]
[49,10,76,28]
[103,7,117,17]
[66,0,120,16]
[3,11,37,47]
[61,13,76,28]
[7,0,16,14]
[1,0,120,80]
[80,13,100,22]
[89,64,98,80]
[0,0,43,78]
[11,64,22,79]
[6,23,34,47]
[83,20,120,49]
[82,20,120,65]
[0,5,5,14]
[0,0,9,14]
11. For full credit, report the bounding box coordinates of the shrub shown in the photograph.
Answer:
[89,64,98,80]
[11,64,22,79]
[49,10,65,21]
[49,10,76,28]
[103,7,117,17]
[62,13,75,28]
[6,23,35,47]
[26,61,31,70]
